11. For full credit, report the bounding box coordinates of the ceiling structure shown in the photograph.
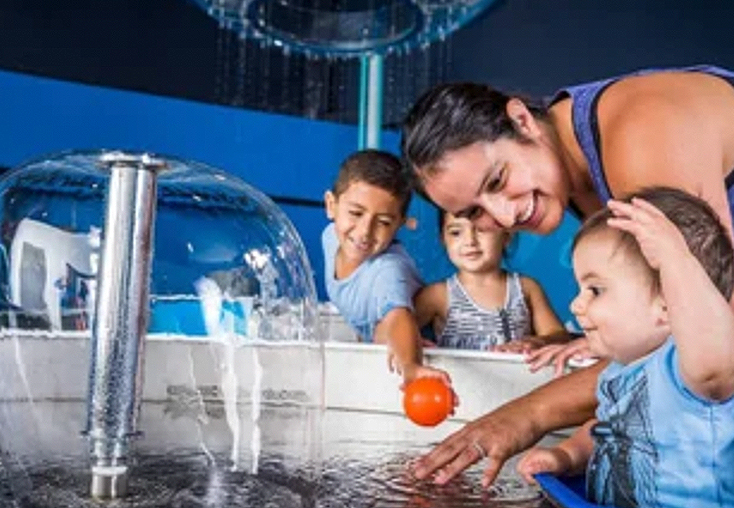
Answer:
[0,0,489,128]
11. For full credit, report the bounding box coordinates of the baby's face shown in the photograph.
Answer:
[570,229,669,364]
[325,180,404,267]
[441,213,507,274]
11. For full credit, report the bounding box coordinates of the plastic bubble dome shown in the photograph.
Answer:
[192,0,500,57]
[0,150,324,506]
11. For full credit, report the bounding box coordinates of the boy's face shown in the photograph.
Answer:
[570,229,669,364]
[442,213,506,274]
[325,180,405,267]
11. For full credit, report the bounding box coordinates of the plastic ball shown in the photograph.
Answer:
[403,377,453,427]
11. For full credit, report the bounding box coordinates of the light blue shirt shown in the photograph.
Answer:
[587,338,734,508]
[321,223,422,342]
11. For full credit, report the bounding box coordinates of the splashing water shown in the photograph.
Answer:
[196,277,248,472]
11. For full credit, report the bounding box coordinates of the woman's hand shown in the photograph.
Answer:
[411,400,535,488]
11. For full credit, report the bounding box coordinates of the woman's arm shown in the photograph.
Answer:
[412,359,604,487]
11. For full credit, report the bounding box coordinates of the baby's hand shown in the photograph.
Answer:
[516,447,572,484]
[607,197,690,271]
[525,337,596,377]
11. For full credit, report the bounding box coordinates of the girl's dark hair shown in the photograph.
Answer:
[437,207,516,262]
[333,149,412,216]
[573,186,734,299]
[401,82,548,197]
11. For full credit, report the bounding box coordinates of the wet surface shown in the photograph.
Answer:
[2,450,547,508]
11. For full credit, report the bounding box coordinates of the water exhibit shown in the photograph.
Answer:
[0,2,559,506]
[0,149,554,507]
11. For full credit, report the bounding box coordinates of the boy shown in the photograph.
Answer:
[517,187,734,507]
[322,149,451,386]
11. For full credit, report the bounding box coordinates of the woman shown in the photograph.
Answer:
[401,65,734,489]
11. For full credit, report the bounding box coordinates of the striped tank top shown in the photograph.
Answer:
[436,272,532,350]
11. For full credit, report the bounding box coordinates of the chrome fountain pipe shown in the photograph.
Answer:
[84,152,165,499]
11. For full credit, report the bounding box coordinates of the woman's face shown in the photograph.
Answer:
[418,138,569,234]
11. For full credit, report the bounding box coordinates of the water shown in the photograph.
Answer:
[3,451,545,508]
[0,403,548,508]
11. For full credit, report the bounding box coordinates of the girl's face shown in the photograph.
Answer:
[325,180,404,268]
[570,229,669,364]
[442,213,507,275]
[420,138,569,235]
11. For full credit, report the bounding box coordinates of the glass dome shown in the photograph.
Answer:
[192,0,500,57]
[0,150,324,505]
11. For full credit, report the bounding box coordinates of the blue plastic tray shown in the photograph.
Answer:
[534,473,621,508]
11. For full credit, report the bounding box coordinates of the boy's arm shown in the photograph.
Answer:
[373,307,423,381]
[374,307,451,384]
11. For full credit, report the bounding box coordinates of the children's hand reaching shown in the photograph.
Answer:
[524,337,596,378]
[400,364,459,413]
[516,446,574,484]
[491,336,547,354]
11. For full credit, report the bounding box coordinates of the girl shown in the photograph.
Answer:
[414,209,567,350]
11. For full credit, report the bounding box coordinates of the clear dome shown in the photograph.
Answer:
[193,0,500,57]
[0,150,324,505]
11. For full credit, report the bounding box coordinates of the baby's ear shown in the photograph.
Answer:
[324,190,337,220]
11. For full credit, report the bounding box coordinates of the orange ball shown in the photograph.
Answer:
[403,377,453,427]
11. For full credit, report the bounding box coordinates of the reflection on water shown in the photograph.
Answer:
[2,449,545,508]
[0,395,549,507]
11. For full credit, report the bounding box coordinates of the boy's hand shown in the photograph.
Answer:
[401,364,459,412]
[607,197,691,271]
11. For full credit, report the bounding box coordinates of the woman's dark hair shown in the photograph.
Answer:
[401,82,548,196]
[573,186,734,299]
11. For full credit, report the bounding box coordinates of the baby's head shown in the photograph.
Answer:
[325,150,411,263]
[438,208,511,274]
[570,186,734,364]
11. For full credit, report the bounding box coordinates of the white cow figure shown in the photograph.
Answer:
[9,218,98,330]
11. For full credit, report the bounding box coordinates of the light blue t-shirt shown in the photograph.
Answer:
[321,223,422,342]
[587,338,734,508]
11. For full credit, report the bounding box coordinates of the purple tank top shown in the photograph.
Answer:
[548,65,734,219]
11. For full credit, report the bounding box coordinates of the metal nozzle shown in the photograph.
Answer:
[90,466,129,499]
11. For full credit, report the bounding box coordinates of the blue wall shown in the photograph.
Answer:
[0,69,580,325]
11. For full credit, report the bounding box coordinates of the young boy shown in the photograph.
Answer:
[517,187,734,507]
[322,149,451,386]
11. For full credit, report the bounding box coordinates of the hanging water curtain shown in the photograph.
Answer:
[191,0,498,56]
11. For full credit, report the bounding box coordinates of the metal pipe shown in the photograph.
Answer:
[357,53,384,150]
[84,152,164,499]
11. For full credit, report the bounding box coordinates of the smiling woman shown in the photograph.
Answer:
[400,64,734,490]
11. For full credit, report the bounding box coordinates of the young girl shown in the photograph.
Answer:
[414,209,566,350]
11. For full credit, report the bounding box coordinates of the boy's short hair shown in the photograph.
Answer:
[573,186,734,299]
[333,149,412,217]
